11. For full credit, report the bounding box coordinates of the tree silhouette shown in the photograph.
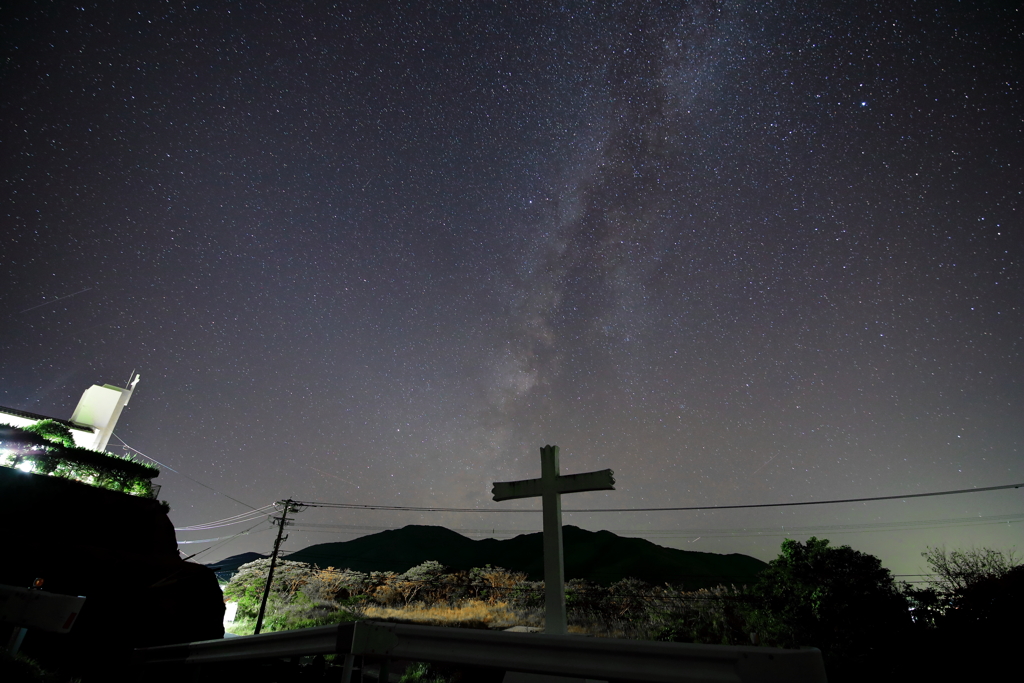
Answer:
[750,537,909,680]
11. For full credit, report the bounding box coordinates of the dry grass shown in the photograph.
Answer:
[358,599,541,630]
[355,599,648,638]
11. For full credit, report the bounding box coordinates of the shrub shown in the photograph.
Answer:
[655,584,751,646]
[350,562,534,609]
[0,422,159,496]
[223,559,361,634]
[22,419,76,448]
[747,537,909,679]
[939,564,1024,643]
[469,565,529,596]
[399,661,451,683]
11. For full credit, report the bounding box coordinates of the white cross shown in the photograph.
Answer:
[491,445,615,635]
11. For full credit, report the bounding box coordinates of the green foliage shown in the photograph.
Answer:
[564,577,597,610]
[402,560,448,582]
[222,558,307,624]
[655,585,751,646]
[603,577,656,620]
[399,661,454,683]
[226,537,1024,683]
[747,537,909,675]
[23,419,75,448]
[0,422,158,496]
[223,559,360,634]
[211,544,1020,683]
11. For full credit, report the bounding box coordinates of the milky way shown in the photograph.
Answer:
[1,1,1020,574]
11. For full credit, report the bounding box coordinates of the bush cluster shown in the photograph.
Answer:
[221,540,1021,683]
[0,421,158,496]
[223,559,364,633]
[902,546,1023,679]
[221,557,758,640]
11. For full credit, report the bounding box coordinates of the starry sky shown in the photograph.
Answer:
[2,0,1021,578]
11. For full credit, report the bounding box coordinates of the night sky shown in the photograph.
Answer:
[2,1,1021,578]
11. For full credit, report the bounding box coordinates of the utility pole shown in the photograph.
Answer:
[254,499,302,635]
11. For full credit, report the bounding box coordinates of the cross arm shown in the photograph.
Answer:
[491,469,616,501]
[555,469,615,495]
[491,477,544,502]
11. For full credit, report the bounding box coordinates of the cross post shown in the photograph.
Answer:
[491,445,615,635]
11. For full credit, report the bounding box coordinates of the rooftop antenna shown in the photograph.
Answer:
[125,369,136,390]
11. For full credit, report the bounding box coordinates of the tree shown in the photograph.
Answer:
[749,537,909,679]
[921,546,1020,594]
[909,557,1024,680]
[919,546,1023,665]
[942,564,1024,642]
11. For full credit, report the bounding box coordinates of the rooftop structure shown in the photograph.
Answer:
[0,375,139,452]
[0,375,158,497]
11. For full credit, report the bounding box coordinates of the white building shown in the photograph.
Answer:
[0,375,140,452]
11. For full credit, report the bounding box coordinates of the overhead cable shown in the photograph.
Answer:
[176,521,273,544]
[179,508,1022,540]
[112,433,264,512]
[284,512,1024,538]
[174,504,280,531]
[293,481,1023,513]
[182,522,274,561]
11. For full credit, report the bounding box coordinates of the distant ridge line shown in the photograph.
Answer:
[280,525,768,587]
[295,481,1024,513]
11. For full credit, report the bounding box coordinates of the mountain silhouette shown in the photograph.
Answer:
[284,525,766,588]
[206,551,267,578]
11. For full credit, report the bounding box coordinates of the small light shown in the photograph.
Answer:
[16,461,34,472]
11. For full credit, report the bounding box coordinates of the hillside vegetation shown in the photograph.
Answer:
[222,557,749,640]
[223,538,1022,683]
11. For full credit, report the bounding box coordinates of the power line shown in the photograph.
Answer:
[283,512,1024,538]
[621,517,1024,539]
[293,481,1024,514]
[112,433,264,512]
[176,524,274,544]
[184,521,274,561]
[174,504,280,531]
